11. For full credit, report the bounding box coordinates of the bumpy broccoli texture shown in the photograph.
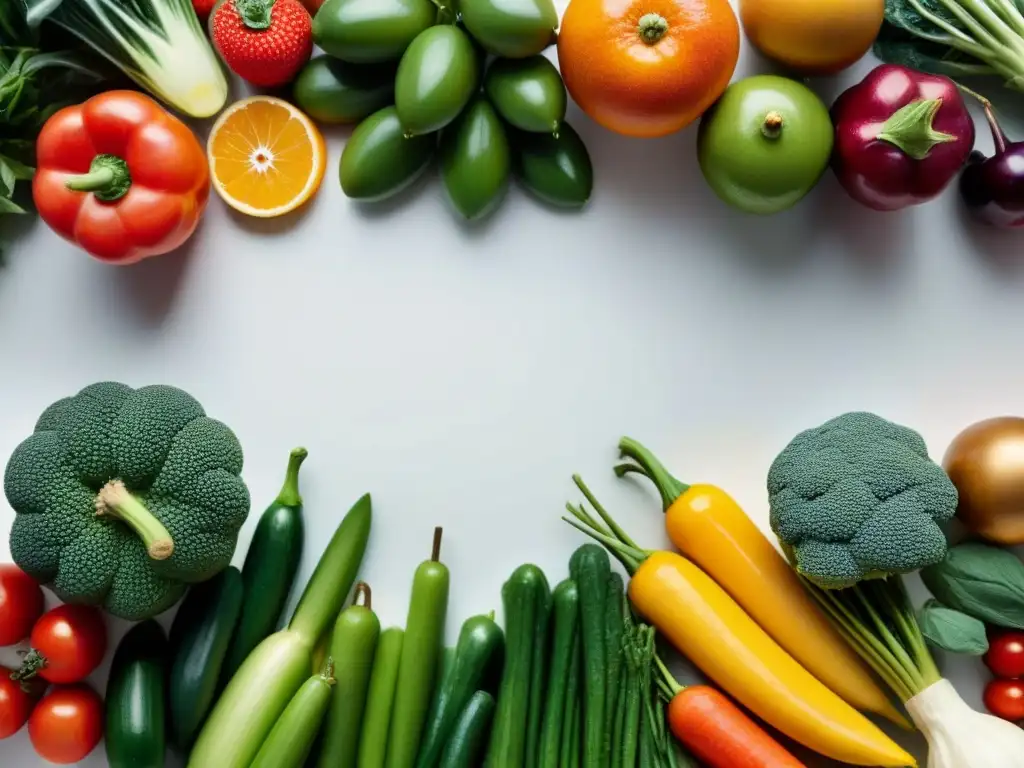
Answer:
[6,382,250,619]
[767,411,958,590]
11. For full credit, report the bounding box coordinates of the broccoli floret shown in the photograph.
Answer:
[767,411,958,589]
[6,382,250,620]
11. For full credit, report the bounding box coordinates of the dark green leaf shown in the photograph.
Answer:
[919,599,989,655]
[873,21,995,78]
[0,159,14,196]
[921,542,1024,629]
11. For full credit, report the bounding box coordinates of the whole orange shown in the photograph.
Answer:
[739,0,883,74]
[557,0,740,138]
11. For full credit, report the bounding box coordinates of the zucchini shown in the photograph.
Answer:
[187,494,373,768]
[317,583,381,768]
[484,563,550,768]
[168,565,244,752]
[538,579,579,768]
[251,662,336,768]
[386,527,451,768]
[359,627,406,768]
[221,447,307,688]
[417,613,504,768]
[439,691,496,768]
[568,544,610,768]
[105,620,168,768]
[604,573,625,764]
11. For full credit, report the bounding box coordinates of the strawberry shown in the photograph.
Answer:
[210,0,313,88]
[192,0,218,22]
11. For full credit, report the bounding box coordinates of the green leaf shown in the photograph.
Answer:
[0,154,34,180]
[873,21,996,78]
[921,542,1024,629]
[0,195,27,214]
[0,160,14,197]
[919,599,989,655]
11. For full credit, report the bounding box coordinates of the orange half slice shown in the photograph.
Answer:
[207,96,326,218]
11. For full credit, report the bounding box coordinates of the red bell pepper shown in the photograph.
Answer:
[33,90,211,264]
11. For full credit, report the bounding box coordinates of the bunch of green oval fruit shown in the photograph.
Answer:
[295,0,594,221]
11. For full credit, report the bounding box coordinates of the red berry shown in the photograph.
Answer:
[192,0,218,21]
[211,0,312,87]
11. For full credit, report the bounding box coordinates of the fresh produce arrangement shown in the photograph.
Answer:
[6,380,1024,767]
[6,0,1024,263]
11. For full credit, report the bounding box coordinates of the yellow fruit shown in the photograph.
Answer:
[207,96,326,218]
[739,0,883,75]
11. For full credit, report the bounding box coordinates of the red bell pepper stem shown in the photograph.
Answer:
[64,154,132,202]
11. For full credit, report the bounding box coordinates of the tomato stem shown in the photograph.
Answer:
[64,154,132,202]
[9,649,46,687]
[637,13,668,45]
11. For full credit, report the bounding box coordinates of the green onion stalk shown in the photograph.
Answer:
[801,574,1024,767]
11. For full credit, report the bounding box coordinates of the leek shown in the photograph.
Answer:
[21,0,227,117]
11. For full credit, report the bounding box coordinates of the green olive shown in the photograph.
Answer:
[512,121,592,209]
[460,0,558,58]
[292,56,396,125]
[484,56,566,135]
[312,0,436,64]
[697,75,833,215]
[340,106,437,202]
[441,98,511,221]
[395,25,480,137]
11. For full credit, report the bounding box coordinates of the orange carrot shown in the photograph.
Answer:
[656,657,805,768]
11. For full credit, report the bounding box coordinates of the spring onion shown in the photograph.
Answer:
[20,0,227,117]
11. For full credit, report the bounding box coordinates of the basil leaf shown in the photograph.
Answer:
[0,195,26,214]
[919,599,989,656]
[921,542,1024,629]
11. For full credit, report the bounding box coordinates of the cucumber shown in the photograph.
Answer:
[317,583,381,768]
[484,563,550,768]
[105,620,168,768]
[525,577,552,767]
[386,528,450,768]
[538,579,579,768]
[251,663,336,768]
[168,565,244,752]
[359,627,405,768]
[417,612,504,768]
[603,573,625,763]
[568,544,610,768]
[439,691,496,768]
[221,448,307,688]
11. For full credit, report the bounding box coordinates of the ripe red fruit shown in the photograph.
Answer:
[985,631,1024,680]
[192,0,218,21]
[211,0,313,87]
[984,678,1024,722]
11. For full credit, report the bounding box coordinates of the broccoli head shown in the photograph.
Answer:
[6,382,250,619]
[767,411,958,589]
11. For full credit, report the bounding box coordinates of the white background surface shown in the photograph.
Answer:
[3,2,1024,763]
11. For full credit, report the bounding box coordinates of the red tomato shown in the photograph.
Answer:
[984,678,1024,722]
[0,666,37,739]
[985,631,1024,679]
[0,564,44,646]
[28,684,103,764]
[14,604,106,684]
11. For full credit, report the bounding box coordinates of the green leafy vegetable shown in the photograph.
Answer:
[919,599,990,655]
[875,0,1024,92]
[0,3,100,250]
[18,0,227,117]
[921,542,1024,629]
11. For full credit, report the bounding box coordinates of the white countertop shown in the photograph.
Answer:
[3,7,1024,763]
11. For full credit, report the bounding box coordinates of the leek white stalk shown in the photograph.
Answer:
[905,679,1024,768]
[806,575,1024,768]
[21,0,228,117]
